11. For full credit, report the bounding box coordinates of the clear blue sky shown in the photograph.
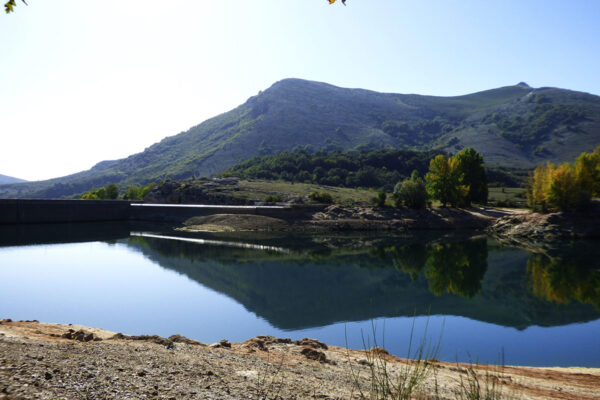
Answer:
[1,0,599,181]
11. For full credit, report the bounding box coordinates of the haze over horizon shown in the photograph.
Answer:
[2,0,600,182]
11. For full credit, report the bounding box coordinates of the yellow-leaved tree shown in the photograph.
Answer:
[527,145,600,212]
[425,154,469,207]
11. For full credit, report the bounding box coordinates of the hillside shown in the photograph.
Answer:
[1,78,599,199]
[0,174,26,185]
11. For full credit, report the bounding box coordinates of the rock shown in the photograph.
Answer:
[294,338,328,350]
[210,339,231,349]
[370,347,389,355]
[300,348,328,363]
[168,334,205,346]
[61,329,98,342]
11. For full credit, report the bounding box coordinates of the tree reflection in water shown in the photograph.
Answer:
[527,250,600,310]
[389,238,487,298]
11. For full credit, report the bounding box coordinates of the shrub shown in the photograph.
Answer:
[371,191,387,207]
[264,194,284,203]
[394,175,428,209]
[308,190,333,204]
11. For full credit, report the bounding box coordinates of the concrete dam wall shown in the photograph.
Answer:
[0,199,319,225]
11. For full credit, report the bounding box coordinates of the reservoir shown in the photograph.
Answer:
[1,222,598,367]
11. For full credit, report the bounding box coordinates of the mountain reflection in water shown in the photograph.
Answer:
[125,231,600,331]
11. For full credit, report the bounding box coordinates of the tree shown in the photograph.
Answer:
[425,154,467,207]
[455,147,488,205]
[393,170,428,208]
[105,183,119,200]
[527,162,554,212]
[527,146,600,212]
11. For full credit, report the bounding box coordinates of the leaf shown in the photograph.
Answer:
[5,0,26,14]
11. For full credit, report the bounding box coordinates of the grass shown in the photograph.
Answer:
[238,179,380,206]
[347,319,443,400]
[487,187,527,208]
[456,364,515,400]
[345,319,519,400]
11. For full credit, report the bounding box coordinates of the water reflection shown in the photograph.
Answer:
[387,239,488,298]
[526,242,600,310]
[125,231,600,330]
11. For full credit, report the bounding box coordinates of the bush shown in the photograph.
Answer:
[308,190,333,204]
[394,176,428,209]
[264,194,284,203]
[371,191,387,207]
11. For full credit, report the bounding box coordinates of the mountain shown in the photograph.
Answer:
[2,78,599,198]
[0,174,26,185]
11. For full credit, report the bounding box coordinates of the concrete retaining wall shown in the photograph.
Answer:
[0,199,132,224]
[0,199,325,225]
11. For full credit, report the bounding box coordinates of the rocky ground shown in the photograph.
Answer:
[1,320,599,400]
[180,205,510,233]
[488,201,600,242]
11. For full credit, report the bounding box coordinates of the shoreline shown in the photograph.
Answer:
[1,319,599,399]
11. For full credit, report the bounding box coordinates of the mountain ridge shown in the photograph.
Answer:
[0,174,27,186]
[1,78,599,199]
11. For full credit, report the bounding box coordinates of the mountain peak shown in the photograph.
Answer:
[1,79,599,199]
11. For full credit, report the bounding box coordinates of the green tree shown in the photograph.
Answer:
[393,171,428,208]
[105,183,119,200]
[124,185,141,200]
[455,147,488,205]
[425,154,467,207]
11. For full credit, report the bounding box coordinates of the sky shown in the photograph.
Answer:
[1,0,600,182]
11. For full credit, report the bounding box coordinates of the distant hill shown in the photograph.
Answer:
[1,78,599,198]
[0,174,26,185]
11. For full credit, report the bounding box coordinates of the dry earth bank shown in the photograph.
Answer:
[179,205,512,233]
[1,320,599,400]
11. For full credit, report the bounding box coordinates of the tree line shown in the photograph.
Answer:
[223,148,444,191]
[527,145,600,212]
[79,182,155,201]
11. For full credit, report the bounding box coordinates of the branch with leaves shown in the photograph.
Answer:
[5,1,345,14]
[5,0,26,14]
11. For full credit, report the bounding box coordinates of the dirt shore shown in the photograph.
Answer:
[1,320,598,400]
[180,205,516,233]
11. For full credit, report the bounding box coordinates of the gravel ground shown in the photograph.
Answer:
[1,320,599,400]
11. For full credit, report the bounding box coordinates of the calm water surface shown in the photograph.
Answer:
[1,223,599,367]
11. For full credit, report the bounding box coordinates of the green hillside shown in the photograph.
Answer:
[2,79,599,199]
